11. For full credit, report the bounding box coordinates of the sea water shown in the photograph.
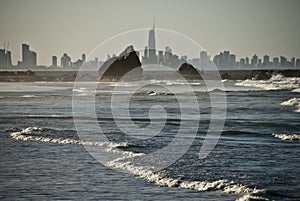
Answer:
[0,75,299,201]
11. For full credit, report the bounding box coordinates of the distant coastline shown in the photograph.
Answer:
[1,69,300,82]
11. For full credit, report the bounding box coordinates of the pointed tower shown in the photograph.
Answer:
[148,19,156,54]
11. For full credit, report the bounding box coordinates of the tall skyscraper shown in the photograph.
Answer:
[52,56,57,67]
[0,49,6,67]
[22,43,30,66]
[21,43,37,67]
[148,20,156,53]
[0,48,12,68]
[142,21,158,65]
[61,53,71,68]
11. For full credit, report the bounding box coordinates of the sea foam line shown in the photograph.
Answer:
[272,133,300,141]
[11,127,269,200]
[235,74,300,91]
[10,127,128,149]
[106,158,267,201]
[280,97,300,113]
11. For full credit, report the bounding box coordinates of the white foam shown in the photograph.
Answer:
[10,127,128,148]
[235,194,270,201]
[280,98,300,107]
[235,74,300,91]
[21,95,39,98]
[11,127,268,200]
[272,133,300,141]
[280,98,300,112]
[292,88,300,93]
[106,158,266,199]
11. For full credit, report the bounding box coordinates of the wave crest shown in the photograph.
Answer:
[235,74,300,91]
[272,133,300,141]
[10,127,128,148]
[280,98,300,112]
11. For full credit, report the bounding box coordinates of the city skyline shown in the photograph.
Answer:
[0,0,300,66]
[1,40,300,70]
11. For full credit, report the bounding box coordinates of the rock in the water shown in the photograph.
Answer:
[251,70,273,80]
[99,45,142,81]
[178,63,202,80]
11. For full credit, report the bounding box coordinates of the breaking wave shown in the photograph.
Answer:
[272,133,300,141]
[10,127,128,149]
[235,74,300,91]
[280,98,300,112]
[107,157,267,201]
[10,127,269,200]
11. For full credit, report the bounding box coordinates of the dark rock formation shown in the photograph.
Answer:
[221,72,252,80]
[178,63,203,80]
[251,70,300,80]
[251,70,273,80]
[278,70,300,77]
[99,45,142,81]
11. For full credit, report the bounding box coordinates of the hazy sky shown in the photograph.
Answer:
[0,0,299,66]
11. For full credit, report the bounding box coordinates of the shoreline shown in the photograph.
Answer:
[0,69,300,82]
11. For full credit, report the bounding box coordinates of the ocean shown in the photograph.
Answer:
[0,74,299,201]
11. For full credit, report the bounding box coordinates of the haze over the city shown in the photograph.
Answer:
[0,0,299,66]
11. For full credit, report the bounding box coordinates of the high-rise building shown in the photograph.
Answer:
[229,54,236,66]
[29,51,37,67]
[0,49,12,67]
[263,55,270,67]
[22,43,29,66]
[251,54,258,67]
[280,56,287,67]
[52,56,57,67]
[291,57,295,67]
[245,57,249,66]
[273,57,279,67]
[296,59,300,68]
[6,51,12,67]
[239,58,245,67]
[200,51,208,67]
[61,53,71,68]
[223,51,230,66]
[0,49,6,67]
[142,21,159,65]
[21,43,37,67]
[148,22,156,54]
[82,54,86,62]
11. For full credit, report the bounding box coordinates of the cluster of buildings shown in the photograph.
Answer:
[0,46,12,68]
[139,24,300,69]
[0,26,300,69]
[213,50,300,69]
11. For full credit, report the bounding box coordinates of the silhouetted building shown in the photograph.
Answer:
[263,55,270,67]
[280,56,287,67]
[148,24,156,56]
[21,43,37,67]
[0,46,12,67]
[52,56,57,67]
[82,54,86,62]
[245,57,249,66]
[291,57,295,67]
[0,49,6,67]
[251,54,258,67]
[229,54,236,66]
[61,53,71,68]
[239,58,245,67]
[273,57,279,67]
[142,22,159,65]
[296,59,300,68]
[200,51,208,67]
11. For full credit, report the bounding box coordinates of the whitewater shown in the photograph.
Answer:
[1,74,299,201]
